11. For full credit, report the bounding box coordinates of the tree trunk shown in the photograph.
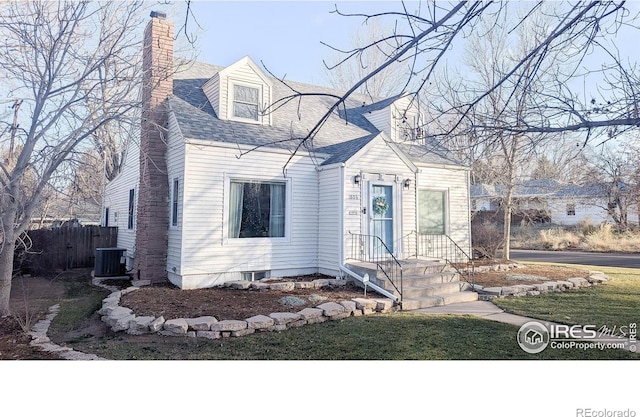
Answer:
[0,233,16,316]
[502,202,512,261]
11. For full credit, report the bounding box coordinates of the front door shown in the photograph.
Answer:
[370,184,394,257]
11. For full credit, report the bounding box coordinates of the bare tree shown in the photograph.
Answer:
[264,2,639,173]
[0,1,146,316]
[322,18,415,99]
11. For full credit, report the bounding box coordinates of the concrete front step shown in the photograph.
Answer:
[401,291,478,310]
[402,281,463,298]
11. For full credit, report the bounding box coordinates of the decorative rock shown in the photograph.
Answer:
[149,316,165,332]
[312,279,330,288]
[278,296,306,307]
[273,324,287,331]
[269,312,302,325]
[526,290,541,296]
[339,300,356,313]
[587,275,607,284]
[197,331,221,339]
[294,281,315,289]
[306,316,329,325]
[232,328,255,337]
[226,280,252,290]
[246,315,275,329]
[120,287,140,295]
[268,282,295,291]
[296,308,323,320]
[501,286,520,296]
[567,277,590,288]
[329,312,351,321]
[186,316,218,331]
[308,294,328,303]
[351,309,363,317]
[481,287,502,296]
[353,298,377,310]
[186,331,197,338]
[127,316,155,335]
[316,302,346,317]
[131,280,151,287]
[249,282,270,290]
[286,320,307,328]
[556,280,574,289]
[373,298,394,312]
[329,279,347,287]
[163,318,189,334]
[211,320,247,332]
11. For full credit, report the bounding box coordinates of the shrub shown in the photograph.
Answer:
[472,221,503,259]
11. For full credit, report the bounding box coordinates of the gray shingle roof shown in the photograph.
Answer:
[169,59,462,166]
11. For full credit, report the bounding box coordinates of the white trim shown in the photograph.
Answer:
[417,187,450,235]
[222,174,292,244]
[227,79,266,125]
[170,177,179,229]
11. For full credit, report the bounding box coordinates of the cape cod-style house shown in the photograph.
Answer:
[102,13,477,309]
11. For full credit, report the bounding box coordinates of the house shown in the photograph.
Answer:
[471,179,638,226]
[102,13,473,297]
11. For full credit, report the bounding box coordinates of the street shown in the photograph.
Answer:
[510,249,640,269]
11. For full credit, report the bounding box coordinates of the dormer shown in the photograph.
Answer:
[363,94,424,142]
[202,56,273,125]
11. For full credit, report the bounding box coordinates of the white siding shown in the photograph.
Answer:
[343,137,416,259]
[364,107,390,138]
[102,135,140,269]
[417,165,471,255]
[549,198,613,226]
[166,112,186,276]
[203,57,272,125]
[202,73,220,116]
[178,141,319,288]
[318,165,343,274]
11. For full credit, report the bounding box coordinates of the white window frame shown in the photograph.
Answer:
[127,188,136,230]
[228,80,264,124]
[417,188,450,235]
[223,175,292,243]
[170,178,179,228]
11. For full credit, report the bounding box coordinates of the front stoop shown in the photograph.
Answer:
[344,259,478,311]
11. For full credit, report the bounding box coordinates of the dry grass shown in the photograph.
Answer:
[512,220,640,252]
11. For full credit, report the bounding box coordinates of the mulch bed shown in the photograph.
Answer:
[471,265,591,288]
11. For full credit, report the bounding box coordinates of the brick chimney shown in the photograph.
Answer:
[134,11,173,284]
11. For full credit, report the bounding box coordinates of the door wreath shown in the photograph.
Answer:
[373,195,389,215]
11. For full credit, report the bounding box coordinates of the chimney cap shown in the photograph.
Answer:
[150,11,166,19]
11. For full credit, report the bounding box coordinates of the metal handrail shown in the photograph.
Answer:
[347,232,403,302]
[417,233,475,286]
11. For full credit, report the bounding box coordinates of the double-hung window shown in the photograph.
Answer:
[228,180,286,238]
[233,85,260,121]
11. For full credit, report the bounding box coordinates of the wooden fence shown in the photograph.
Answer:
[15,225,118,275]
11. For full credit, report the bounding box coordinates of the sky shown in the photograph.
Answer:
[182,0,639,92]
[185,1,417,86]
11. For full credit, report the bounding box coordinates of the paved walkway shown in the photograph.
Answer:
[414,300,639,354]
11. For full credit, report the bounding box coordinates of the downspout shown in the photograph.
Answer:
[338,163,345,268]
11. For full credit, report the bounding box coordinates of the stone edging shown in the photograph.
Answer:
[97,278,399,339]
[473,271,609,301]
[28,304,105,360]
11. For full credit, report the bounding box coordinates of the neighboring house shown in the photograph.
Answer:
[102,13,472,289]
[471,179,638,226]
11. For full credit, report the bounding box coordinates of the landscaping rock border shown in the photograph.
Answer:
[473,270,609,301]
[97,278,399,339]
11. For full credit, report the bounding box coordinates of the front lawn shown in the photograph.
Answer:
[493,263,640,330]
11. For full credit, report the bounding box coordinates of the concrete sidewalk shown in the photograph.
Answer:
[413,300,639,354]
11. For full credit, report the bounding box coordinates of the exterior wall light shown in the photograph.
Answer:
[354,174,361,184]
[404,179,412,190]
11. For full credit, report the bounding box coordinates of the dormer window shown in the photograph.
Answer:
[233,84,260,121]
